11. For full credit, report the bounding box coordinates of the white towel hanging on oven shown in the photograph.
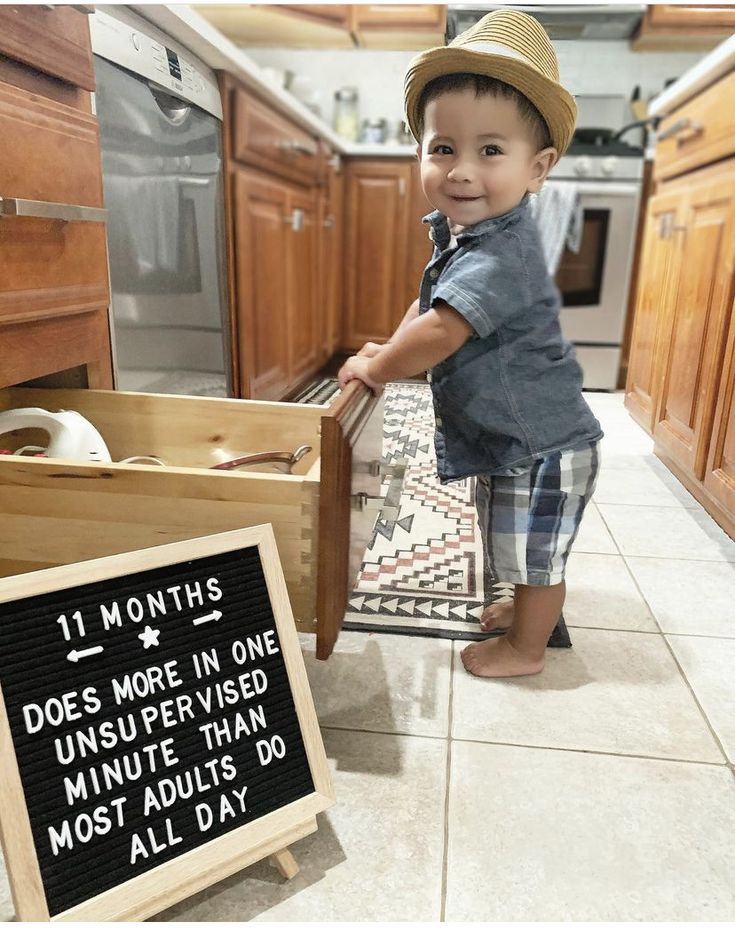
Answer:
[529,181,583,276]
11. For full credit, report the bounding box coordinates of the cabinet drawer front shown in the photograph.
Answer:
[0,5,94,91]
[0,387,325,627]
[0,81,104,207]
[655,70,735,180]
[0,81,108,325]
[232,88,320,185]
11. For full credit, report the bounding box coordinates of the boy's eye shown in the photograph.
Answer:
[481,144,501,156]
[431,144,453,155]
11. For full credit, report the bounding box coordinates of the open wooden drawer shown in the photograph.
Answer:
[0,381,385,659]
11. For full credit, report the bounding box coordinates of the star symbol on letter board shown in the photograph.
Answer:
[138,625,161,649]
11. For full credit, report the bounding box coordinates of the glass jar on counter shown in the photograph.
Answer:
[333,87,359,142]
[359,118,388,144]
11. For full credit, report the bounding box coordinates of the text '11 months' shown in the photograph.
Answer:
[0,545,315,917]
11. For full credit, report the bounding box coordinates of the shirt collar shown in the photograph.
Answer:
[422,194,531,250]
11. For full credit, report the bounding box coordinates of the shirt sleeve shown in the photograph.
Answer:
[431,241,529,338]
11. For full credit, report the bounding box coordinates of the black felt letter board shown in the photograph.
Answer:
[0,547,314,916]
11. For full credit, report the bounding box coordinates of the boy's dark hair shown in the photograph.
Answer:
[415,73,553,151]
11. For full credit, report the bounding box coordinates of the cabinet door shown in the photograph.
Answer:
[343,160,410,349]
[232,169,290,401]
[704,295,735,525]
[647,5,735,29]
[624,190,682,434]
[654,166,735,480]
[351,4,446,28]
[0,79,112,389]
[0,6,95,91]
[287,186,320,386]
[318,153,344,360]
[280,4,351,27]
[403,159,432,326]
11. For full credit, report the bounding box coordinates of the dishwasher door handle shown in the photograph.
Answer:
[0,197,107,223]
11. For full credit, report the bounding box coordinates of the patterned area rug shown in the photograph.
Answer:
[341,382,571,646]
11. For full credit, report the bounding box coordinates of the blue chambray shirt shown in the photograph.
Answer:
[419,194,603,482]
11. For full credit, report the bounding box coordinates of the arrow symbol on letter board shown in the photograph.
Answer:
[67,645,104,663]
[192,609,223,627]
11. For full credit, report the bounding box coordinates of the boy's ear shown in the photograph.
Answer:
[527,147,557,193]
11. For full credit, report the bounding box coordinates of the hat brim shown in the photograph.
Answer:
[405,46,577,156]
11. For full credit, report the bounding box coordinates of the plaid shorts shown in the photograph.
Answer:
[475,442,601,586]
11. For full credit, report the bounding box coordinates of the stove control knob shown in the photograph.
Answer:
[574,156,592,177]
[601,156,619,177]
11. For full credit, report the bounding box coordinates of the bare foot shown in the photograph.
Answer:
[460,636,544,678]
[479,599,514,631]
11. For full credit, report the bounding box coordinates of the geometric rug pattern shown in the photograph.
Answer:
[343,382,570,645]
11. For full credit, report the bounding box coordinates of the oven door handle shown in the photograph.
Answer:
[571,182,641,198]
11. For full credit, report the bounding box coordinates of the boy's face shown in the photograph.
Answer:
[417,88,556,227]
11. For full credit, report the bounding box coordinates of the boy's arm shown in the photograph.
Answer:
[339,300,472,391]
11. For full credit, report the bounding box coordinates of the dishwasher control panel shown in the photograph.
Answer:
[91,6,222,119]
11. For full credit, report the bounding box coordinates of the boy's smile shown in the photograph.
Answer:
[417,88,556,227]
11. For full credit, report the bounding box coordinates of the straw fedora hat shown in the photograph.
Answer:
[404,9,577,156]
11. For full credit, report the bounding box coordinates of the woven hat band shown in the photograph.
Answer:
[460,42,533,67]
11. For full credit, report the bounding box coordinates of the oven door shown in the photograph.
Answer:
[556,181,641,389]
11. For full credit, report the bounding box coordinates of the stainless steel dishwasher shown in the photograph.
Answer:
[91,6,231,396]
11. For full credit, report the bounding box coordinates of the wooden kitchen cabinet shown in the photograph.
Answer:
[624,190,684,434]
[342,158,429,350]
[632,4,735,50]
[351,4,447,48]
[653,164,735,481]
[705,301,735,522]
[0,5,95,91]
[343,160,410,348]
[625,61,735,538]
[232,168,320,401]
[222,76,336,400]
[196,3,445,49]
[405,158,433,312]
[287,185,320,385]
[0,15,113,392]
[232,169,291,401]
[318,148,345,360]
[351,4,446,29]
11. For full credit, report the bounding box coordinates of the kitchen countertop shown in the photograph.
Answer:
[132,4,416,158]
[649,32,735,117]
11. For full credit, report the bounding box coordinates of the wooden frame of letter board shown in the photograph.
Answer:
[0,525,335,922]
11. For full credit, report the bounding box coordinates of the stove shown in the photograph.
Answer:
[548,141,644,390]
[555,144,645,183]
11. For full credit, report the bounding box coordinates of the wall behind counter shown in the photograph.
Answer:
[242,42,704,136]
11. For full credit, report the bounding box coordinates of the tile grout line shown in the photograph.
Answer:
[593,499,704,510]
[590,448,729,763]
[317,723,728,767]
[439,644,455,923]
[592,498,624,559]
[446,735,728,768]
[617,551,731,765]
[609,552,735,564]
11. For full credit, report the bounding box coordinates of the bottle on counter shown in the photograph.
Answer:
[333,87,359,141]
[360,118,388,144]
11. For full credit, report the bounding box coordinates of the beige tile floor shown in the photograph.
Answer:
[2,392,735,921]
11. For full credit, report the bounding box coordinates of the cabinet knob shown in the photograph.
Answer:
[323,215,335,229]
